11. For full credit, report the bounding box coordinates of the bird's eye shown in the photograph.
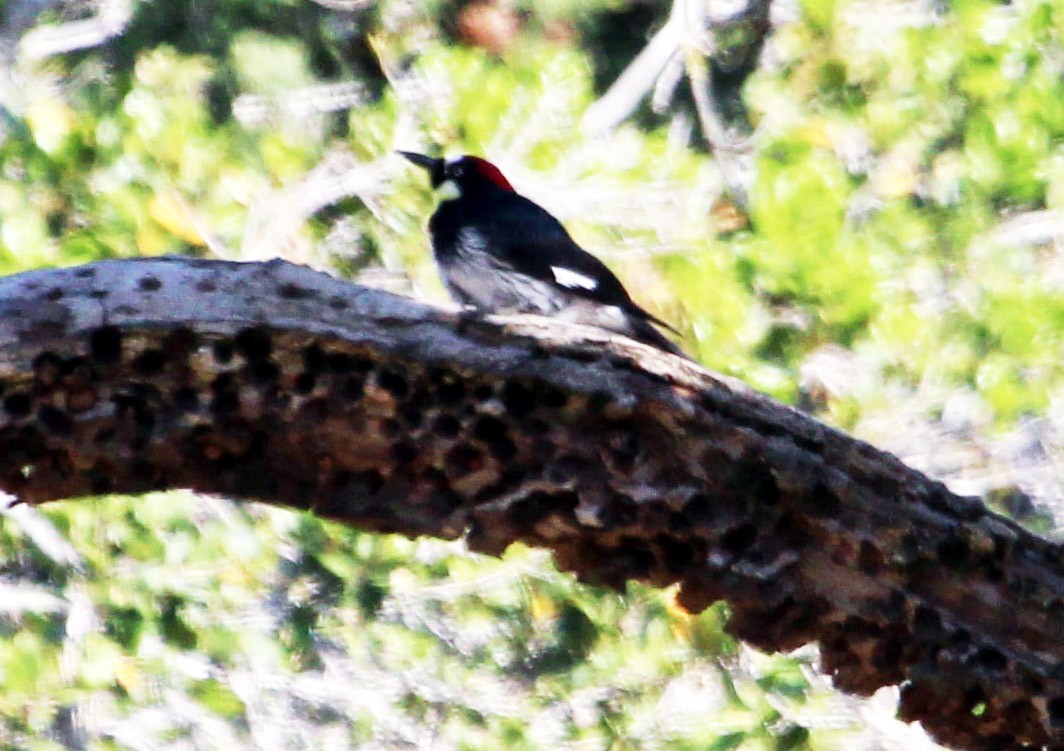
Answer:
[451,164,465,177]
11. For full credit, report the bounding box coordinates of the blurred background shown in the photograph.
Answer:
[1,0,1062,747]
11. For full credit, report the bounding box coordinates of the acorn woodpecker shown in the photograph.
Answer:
[400,151,687,357]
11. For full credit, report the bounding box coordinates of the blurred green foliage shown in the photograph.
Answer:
[1,0,1062,746]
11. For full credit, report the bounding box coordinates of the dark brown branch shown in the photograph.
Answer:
[0,257,1061,751]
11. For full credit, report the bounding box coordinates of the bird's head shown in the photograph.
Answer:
[399,152,513,201]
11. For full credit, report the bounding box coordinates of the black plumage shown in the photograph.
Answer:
[400,151,686,357]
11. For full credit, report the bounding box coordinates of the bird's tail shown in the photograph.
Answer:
[626,313,691,360]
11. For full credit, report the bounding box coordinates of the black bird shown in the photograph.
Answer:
[399,151,687,357]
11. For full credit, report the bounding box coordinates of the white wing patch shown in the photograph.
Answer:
[551,266,598,291]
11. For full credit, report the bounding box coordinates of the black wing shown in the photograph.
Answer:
[485,194,675,330]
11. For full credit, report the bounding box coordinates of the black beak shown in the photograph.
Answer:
[398,151,444,185]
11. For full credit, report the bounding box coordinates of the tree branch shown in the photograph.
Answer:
[0,257,1060,751]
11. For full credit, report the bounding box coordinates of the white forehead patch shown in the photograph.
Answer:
[551,266,598,291]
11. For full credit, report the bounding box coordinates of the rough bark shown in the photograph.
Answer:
[0,257,1061,751]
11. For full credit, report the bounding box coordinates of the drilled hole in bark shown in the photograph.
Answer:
[602,493,638,528]
[234,327,273,361]
[524,418,550,436]
[436,489,465,512]
[683,493,715,524]
[826,631,855,660]
[343,470,384,499]
[500,465,525,488]
[44,287,63,301]
[656,535,695,569]
[429,369,466,405]
[302,345,326,373]
[587,390,612,413]
[615,537,656,577]
[881,589,907,619]
[432,415,461,437]
[421,467,449,492]
[377,369,408,399]
[212,341,234,365]
[64,359,93,386]
[510,490,578,525]
[299,397,330,423]
[38,406,73,435]
[132,349,166,375]
[445,443,483,477]
[352,356,375,373]
[138,275,162,291]
[936,534,970,566]
[913,605,942,639]
[984,561,1005,583]
[735,453,779,506]
[341,375,364,401]
[540,385,568,409]
[210,374,240,415]
[721,523,757,555]
[4,393,32,417]
[401,403,424,429]
[132,460,162,487]
[501,381,535,417]
[130,410,155,450]
[381,419,401,438]
[321,352,350,373]
[278,282,309,299]
[991,534,1012,563]
[668,511,689,531]
[950,628,972,648]
[89,469,114,494]
[900,532,926,562]
[392,440,418,463]
[857,539,884,574]
[1018,674,1045,699]
[249,360,280,385]
[473,415,516,461]
[227,420,262,460]
[806,481,841,518]
[173,387,199,412]
[191,428,223,461]
[164,328,198,358]
[774,512,813,550]
[294,371,316,395]
[973,646,1007,672]
[32,353,63,386]
[871,637,903,671]
[87,326,122,365]
[1050,599,1064,622]
[406,385,432,411]
[606,429,639,473]
[548,453,595,484]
